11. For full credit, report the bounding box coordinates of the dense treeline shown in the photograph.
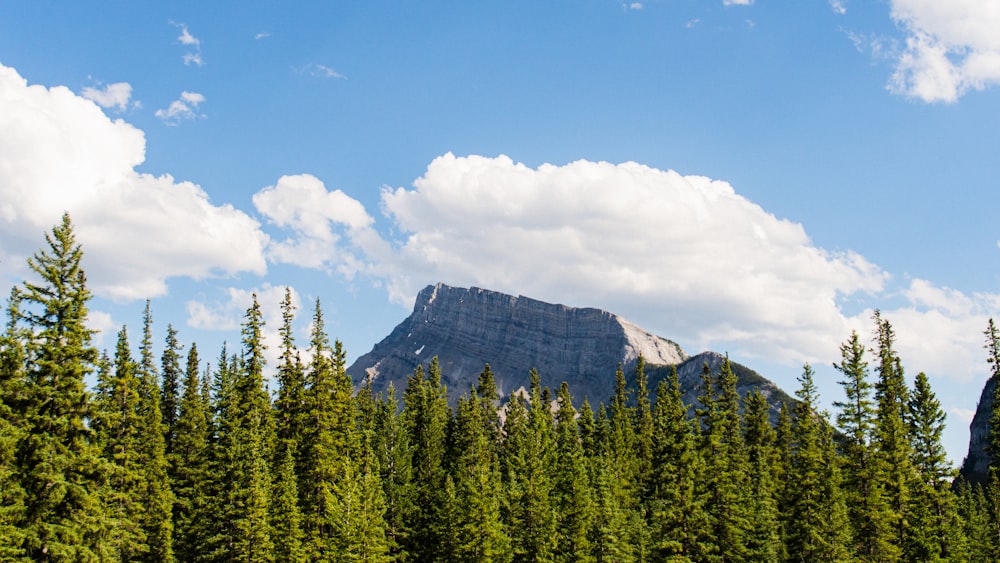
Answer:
[2,215,1000,561]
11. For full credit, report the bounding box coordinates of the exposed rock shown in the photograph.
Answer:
[960,376,995,485]
[348,283,794,413]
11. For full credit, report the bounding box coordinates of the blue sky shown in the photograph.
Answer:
[2,0,999,464]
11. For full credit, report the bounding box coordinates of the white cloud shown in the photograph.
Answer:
[829,0,847,15]
[0,63,267,301]
[723,0,753,5]
[627,3,643,10]
[155,91,206,124]
[356,154,885,365]
[81,82,134,111]
[86,309,116,348]
[186,284,302,375]
[950,407,976,424]
[255,31,271,40]
[253,174,376,277]
[295,64,346,79]
[172,22,205,66]
[888,0,1000,102]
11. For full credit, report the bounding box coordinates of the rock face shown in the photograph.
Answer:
[960,377,995,484]
[348,283,794,412]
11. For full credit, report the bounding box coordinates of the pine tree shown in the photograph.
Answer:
[0,291,28,560]
[872,311,916,560]
[450,388,510,562]
[373,383,414,561]
[505,368,557,563]
[784,364,851,562]
[270,288,306,562]
[161,324,182,455]
[171,343,210,562]
[906,371,965,561]
[211,295,275,562]
[402,358,451,562]
[833,329,895,560]
[696,358,751,561]
[136,302,175,562]
[649,365,708,562]
[12,213,111,561]
[742,389,781,561]
[92,327,146,561]
[552,381,594,563]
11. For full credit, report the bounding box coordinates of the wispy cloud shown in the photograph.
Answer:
[295,63,347,80]
[723,0,753,5]
[81,81,136,112]
[171,21,205,66]
[686,19,701,29]
[155,91,206,124]
[829,0,847,15]
[626,2,643,10]
[255,31,271,40]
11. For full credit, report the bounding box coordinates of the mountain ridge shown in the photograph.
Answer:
[346,283,793,412]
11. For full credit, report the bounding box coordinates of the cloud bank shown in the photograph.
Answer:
[0,63,267,301]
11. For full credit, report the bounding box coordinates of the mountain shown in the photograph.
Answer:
[960,377,995,484]
[348,283,794,412]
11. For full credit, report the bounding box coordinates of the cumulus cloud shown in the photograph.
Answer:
[888,0,1000,102]
[829,0,847,15]
[0,63,267,301]
[155,91,206,124]
[355,154,884,365]
[81,82,135,111]
[253,174,378,277]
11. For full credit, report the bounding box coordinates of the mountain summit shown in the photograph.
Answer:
[347,283,790,410]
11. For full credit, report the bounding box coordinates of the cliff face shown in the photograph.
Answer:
[347,283,792,411]
[960,377,995,484]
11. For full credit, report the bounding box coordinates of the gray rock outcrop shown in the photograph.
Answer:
[347,283,794,412]
[960,377,995,484]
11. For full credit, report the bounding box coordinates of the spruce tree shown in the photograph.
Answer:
[0,291,27,560]
[505,369,557,563]
[872,311,916,560]
[743,389,781,561]
[93,327,147,561]
[171,343,210,562]
[136,302,175,563]
[374,383,414,560]
[784,364,851,562]
[211,295,275,562]
[696,358,751,561]
[906,371,965,561]
[11,213,110,561]
[833,329,895,560]
[402,358,451,562]
[649,365,708,561]
[161,324,182,455]
[552,381,594,563]
[450,389,510,562]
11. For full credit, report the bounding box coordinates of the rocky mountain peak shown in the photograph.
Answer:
[347,283,790,412]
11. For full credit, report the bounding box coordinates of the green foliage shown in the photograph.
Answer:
[0,215,989,563]
[10,213,110,561]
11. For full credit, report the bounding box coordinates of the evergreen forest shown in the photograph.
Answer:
[4,214,1000,562]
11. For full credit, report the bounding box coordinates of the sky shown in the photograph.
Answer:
[1,0,1000,465]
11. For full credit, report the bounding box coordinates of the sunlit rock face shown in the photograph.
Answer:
[347,283,792,414]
